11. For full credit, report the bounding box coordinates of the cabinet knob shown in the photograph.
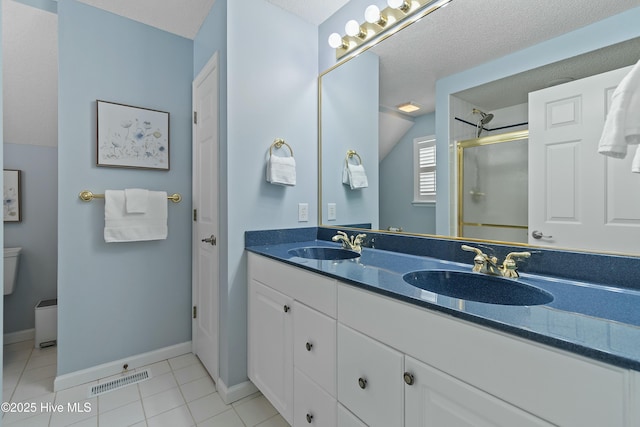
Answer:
[358,377,367,389]
[403,372,415,385]
[283,305,290,313]
[306,413,313,423]
[306,342,313,351]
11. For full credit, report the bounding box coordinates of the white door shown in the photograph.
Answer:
[529,65,640,253]
[404,356,554,427]
[192,52,219,381]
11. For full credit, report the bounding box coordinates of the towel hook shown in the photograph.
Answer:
[270,138,294,157]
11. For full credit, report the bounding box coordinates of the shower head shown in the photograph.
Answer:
[472,108,494,125]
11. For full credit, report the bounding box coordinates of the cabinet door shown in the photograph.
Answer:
[337,404,368,427]
[248,279,294,424]
[294,301,337,395]
[337,324,403,427]
[404,356,554,427]
[294,368,337,427]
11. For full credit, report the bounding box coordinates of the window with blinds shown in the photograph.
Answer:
[414,136,436,203]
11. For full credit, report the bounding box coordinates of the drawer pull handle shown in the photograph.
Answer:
[306,413,313,423]
[358,377,367,389]
[306,342,313,351]
[283,305,290,313]
[403,372,415,385]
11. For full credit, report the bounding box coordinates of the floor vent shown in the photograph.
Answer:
[89,369,151,397]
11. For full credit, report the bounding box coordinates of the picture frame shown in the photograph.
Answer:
[96,100,170,170]
[4,169,22,223]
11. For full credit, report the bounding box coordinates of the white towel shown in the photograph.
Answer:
[633,146,640,173]
[598,59,640,173]
[124,188,149,214]
[267,155,296,186]
[104,190,168,242]
[342,163,369,189]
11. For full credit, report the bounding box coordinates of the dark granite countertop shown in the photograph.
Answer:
[246,237,640,372]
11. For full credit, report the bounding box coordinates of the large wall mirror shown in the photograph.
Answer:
[319,0,640,257]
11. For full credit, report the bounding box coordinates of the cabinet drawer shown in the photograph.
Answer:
[294,302,337,395]
[294,368,337,427]
[337,324,403,427]
[248,253,336,316]
[337,404,367,427]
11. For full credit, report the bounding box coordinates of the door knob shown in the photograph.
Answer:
[531,230,552,240]
[201,234,217,245]
[358,377,367,389]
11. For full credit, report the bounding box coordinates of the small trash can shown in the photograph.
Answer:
[35,298,57,348]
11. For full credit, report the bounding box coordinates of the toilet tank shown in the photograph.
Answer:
[4,247,22,295]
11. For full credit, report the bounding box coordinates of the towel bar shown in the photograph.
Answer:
[78,190,182,203]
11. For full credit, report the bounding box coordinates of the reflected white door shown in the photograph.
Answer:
[192,52,219,380]
[528,65,640,253]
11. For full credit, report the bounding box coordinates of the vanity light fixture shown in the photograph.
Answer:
[398,101,421,113]
[328,0,454,60]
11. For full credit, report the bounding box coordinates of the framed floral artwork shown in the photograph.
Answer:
[4,169,22,222]
[97,100,170,170]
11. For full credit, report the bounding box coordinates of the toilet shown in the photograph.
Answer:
[4,247,22,295]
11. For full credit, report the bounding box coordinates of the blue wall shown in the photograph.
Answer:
[57,0,194,374]
[435,7,640,234]
[3,144,58,333]
[379,113,436,234]
[194,0,318,389]
[321,51,379,227]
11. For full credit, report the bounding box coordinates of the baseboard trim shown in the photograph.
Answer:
[3,328,35,345]
[217,377,258,404]
[54,341,192,392]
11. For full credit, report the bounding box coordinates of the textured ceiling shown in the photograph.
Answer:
[369,0,640,115]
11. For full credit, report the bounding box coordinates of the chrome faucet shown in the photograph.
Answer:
[332,231,367,253]
[461,245,531,278]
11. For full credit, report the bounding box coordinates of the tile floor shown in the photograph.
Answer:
[2,340,289,427]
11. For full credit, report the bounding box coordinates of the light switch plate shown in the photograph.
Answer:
[327,203,337,221]
[298,203,309,222]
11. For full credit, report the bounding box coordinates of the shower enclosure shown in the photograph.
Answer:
[457,130,529,243]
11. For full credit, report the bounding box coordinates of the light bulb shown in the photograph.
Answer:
[387,0,410,12]
[365,5,380,23]
[345,19,364,38]
[328,33,345,49]
[365,5,387,26]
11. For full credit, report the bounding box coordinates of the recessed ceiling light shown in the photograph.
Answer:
[397,102,421,113]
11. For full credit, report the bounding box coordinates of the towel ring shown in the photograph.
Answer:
[346,149,362,165]
[270,138,294,157]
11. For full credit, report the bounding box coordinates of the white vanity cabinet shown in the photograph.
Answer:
[248,254,637,427]
[248,253,338,426]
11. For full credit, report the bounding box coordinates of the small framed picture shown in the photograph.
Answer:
[96,100,170,170]
[4,169,22,222]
